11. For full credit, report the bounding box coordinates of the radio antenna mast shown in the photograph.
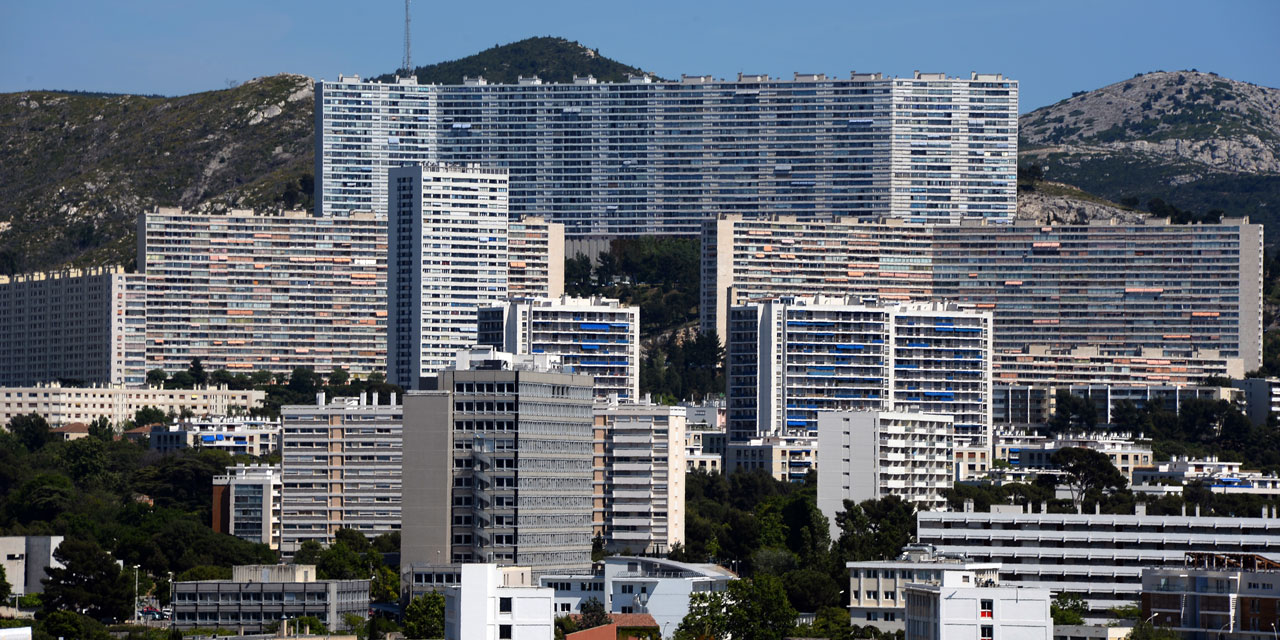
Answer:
[402,0,412,77]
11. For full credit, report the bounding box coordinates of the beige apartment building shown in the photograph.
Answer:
[593,397,686,555]
[0,382,263,426]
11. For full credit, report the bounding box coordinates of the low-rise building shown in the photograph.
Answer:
[171,564,369,632]
[213,464,282,550]
[593,398,685,555]
[0,536,62,596]
[540,556,735,638]
[723,435,816,483]
[1233,377,1280,426]
[918,505,1280,622]
[150,416,281,457]
[444,564,553,640]
[1141,552,1280,638]
[684,425,726,475]
[904,567,1052,640]
[0,383,264,427]
[1013,435,1153,483]
[847,545,996,634]
[1052,625,1132,640]
[818,411,954,536]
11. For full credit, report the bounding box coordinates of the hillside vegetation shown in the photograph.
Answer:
[1020,70,1280,242]
[374,36,661,85]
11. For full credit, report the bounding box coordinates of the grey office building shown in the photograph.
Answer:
[402,348,595,595]
[315,71,1018,235]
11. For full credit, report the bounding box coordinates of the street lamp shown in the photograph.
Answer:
[1269,621,1277,640]
[1218,621,1231,639]
[133,565,140,625]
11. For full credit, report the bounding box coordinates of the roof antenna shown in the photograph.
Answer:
[402,0,412,78]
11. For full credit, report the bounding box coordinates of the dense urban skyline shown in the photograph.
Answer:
[1,0,1278,112]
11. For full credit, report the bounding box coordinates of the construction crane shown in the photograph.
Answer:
[402,0,412,77]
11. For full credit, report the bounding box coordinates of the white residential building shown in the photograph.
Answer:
[904,568,1052,640]
[593,398,686,555]
[479,296,640,400]
[0,383,264,426]
[847,546,999,634]
[685,425,725,475]
[917,506,1280,622]
[0,536,62,596]
[388,163,510,388]
[507,217,565,299]
[213,464,282,550]
[539,556,735,638]
[172,564,369,632]
[444,564,553,640]
[1013,435,1153,483]
[315,72,1018,235]
[1132,456,1280,499]
[724,435,816,483]
[817,411,954,534]
[150,416,281,457]
[280,393,403,553]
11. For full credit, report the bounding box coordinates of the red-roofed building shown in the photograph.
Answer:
[49,422,90,441]
[567,613,659,639]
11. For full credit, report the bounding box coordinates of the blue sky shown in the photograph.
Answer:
[2,0,1277,112]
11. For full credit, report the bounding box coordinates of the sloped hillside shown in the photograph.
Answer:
[375,36,662,85]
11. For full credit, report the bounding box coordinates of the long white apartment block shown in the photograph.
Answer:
[316,72,1018,235]
[0,266,145,386]
[817,411,954,534]
[593,398,686,555]
[388,163,510,388]
[727,297,992,451]
[507,217,565,299]
[479,295,640,400]
[280,392,402,553]
[917,506,1280,622]
[139,207,387,376]
[0,383,264,426]
[847,546,999,634]
[702,214,1263,377]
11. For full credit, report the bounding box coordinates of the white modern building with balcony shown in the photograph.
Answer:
[904,567,1051,640]
[444,564,553,640]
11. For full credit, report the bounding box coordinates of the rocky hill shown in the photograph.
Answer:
[0,74,315,273]
[1020,70,1280,240]
[374,36,661,85]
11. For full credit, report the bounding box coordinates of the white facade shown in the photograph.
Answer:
[726,297,992,468]
[918,508,1280,621]
[540,556,735,639]
[0,536,62,596]
[444,564,553,640]
[1132,456,1280,498]
[817,411,954,535]
[316,72,1018,236]
[0,383,264,426]
[507,217,565,299]
[150,417,281,457]
[214,464,282,550]
[388,163,510,387]
[593,398,686,555]
[280,393,403,552]
[480,296,640,400]
[904,569,1052,640]
[848,550,1000,634]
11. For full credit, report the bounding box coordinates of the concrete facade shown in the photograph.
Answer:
[316,72,1018,235]
[0,383,264,426]
[213,464,282,550]
[171,564,368,632]
[904,568,1052,640]
[507,217,565,299]
[280,393,403,553]
[593,398,686,555]
[847,549,999,634]
[1140,552,1280,638]
[387,163,510,387]
[443,564,553,640]
[150,416,281,457]
[0,267,144,387]
[0,536,62,596]
[480,296,640,400]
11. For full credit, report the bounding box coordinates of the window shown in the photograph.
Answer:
[499,597,512,613]
[980,625,993,640]
[499,624,512,639]
[980,599,993,618]
[866,590,876,600]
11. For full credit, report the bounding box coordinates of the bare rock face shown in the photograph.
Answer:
[1016,189,1148,225]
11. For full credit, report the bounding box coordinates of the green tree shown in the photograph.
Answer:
[294,615,328,634]
[329,366,350,386]
[133,406,169,427]
[0,563,10,601]
[166,371,196,389]
[57,436,107,487]
[1051,593,1087,625]
[87,416,115,441]
[834,495,916,561]
[188,357,208,387]
[37,610,113,640]
[1126,621,1181,639]
[781,568,842,612]
[1050,447,1128,509]
[8,413,51,451]
[554,615,579,640]
[288,367,321,395]
[673,590,729,640]
[403,591,445,639]
[579,597,612,629]
[147,368,169,388]
[41,538,133,622]
[724,575,797,640]
[370,564,399,603]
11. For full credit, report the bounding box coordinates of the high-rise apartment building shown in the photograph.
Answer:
[388,164,510,388]
[0,266,145,386]
[402,348,595,584]
[280,393,402,553]
[139,208,387,376]
[702,215,1264,377]
[593,398,686,555]
[479,296,640,400]
[508,217,565,299]
[727,297,992,448]
[817,411,954,533]
[316,72,1018,234]
[213,463,283,550]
